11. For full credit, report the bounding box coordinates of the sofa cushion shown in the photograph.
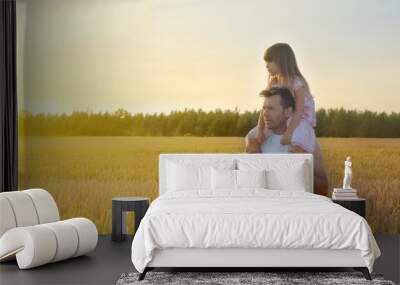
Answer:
[0,196,17,237]
[0,218,97,269]
[24,189,59,224]
[0,192,39,228]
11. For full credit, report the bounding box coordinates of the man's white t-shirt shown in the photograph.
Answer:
[247,126,290,153]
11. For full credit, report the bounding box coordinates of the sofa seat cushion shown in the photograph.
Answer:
[0,218,97,269]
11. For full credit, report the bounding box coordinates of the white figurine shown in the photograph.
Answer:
[342,156,352,189]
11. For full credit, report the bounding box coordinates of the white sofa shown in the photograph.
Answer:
[0,189,98,269]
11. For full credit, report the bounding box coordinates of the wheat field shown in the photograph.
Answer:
[18,136,400,234]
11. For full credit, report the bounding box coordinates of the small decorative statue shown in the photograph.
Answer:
[342,156,352,189]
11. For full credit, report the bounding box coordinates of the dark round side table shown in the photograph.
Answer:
[112,197,149,242]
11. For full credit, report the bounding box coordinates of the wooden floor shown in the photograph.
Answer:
[0,234,398,285]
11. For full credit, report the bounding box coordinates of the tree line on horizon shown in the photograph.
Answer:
[18,108,400,138]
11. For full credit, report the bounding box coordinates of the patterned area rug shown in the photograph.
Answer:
[116,271,396,285]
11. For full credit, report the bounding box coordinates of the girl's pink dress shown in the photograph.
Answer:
[269,76,317,152]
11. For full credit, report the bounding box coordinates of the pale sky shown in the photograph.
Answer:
[17,0,400,114]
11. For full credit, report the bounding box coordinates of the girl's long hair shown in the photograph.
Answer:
[264,43,310,93]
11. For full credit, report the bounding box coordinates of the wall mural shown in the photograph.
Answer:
[17,0,400,234]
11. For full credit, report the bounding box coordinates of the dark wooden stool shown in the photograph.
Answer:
[112,197,149,242]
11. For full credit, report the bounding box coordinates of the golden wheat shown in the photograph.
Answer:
[18,136,400,234]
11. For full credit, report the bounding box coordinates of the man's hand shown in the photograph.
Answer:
[245,137,262,153]
[280,131,292,145]
[289,145,305,153]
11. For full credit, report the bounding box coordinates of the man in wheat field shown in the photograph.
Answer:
[245,87,329,196]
